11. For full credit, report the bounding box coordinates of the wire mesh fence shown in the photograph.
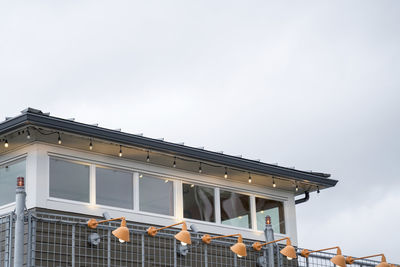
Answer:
[0,210,395,267]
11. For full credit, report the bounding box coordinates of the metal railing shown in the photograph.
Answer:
[0,210,394,267]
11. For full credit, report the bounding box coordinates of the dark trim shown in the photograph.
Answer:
[0,110,338,188]
[295,191,310,205]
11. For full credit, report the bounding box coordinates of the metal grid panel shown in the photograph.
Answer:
[0,211,396,267]
[0,213,13,267]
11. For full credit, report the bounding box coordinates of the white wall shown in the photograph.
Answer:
[0,142,299,244]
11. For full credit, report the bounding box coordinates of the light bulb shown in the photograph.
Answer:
[89,140,93,150]
[295,185,299,192]
[139,174,143,178]
[165,179,169,183]
[224,168,228,179]
[27,129,31,139]
[287,257,292,260]
[58,134,62,144]
[4,140,8,148]
[273,178,276,188]
[198,163,202,173]
[181,241,187,246]
[119,146,122,157]
[119,239,125,243]
[190,184,194,188]
[146,152,150,162]
[173,161,176,168]
[248,174,252,183]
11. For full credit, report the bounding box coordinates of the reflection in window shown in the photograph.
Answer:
[139,174,174,216]
[96,167,133,209]
[220,190,251,229]
[183,183,214,222]
[0,160,25,206]
[256,197,285,234]
[49,158,90,203]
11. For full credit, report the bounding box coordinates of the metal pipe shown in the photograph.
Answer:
[14,177,26,267]
[295,191,310,205]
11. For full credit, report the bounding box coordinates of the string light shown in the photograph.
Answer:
[119,146,123,157]
[173,157,176,168]
[248,173,252,183]
[224,167,228,179]
[89,139,93,150]
[146,151,150,162]
[4,139,8,148]
[272,177,276,188]
[26,128,31,139]
[198,162,202,173]
[57,133,62,144]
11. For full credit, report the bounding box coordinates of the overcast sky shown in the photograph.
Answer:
[1,0,399,262]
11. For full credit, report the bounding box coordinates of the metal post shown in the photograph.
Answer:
[14,177,26,267]
[204,245,208,267]
[264,216,275,267]
[71,225,75,267]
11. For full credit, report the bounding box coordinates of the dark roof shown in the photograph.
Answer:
[0,108,338,188]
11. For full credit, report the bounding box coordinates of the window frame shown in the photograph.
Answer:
[0,157,26,208]
[45,153,288,235]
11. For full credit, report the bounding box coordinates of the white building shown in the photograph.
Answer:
[0,108,337,249]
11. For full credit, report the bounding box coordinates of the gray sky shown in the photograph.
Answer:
[1,0,400,262]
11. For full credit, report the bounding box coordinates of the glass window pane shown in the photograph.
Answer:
[183,183,214,222]
[0,160,25,206]
[220,190,251,229]
[256,197,285,234]
[96,167,133,209]
[49,158,90,203]
[139,174,174,216]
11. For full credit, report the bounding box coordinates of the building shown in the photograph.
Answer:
[0,108,384,267]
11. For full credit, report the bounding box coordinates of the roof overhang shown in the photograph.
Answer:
[0,108,338,193]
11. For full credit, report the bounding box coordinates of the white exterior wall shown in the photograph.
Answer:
[0,143,298,244]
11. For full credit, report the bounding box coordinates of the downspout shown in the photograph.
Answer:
[295,191,309,205]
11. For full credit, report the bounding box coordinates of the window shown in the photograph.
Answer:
[256,197,285,234]
[0,160,25,206]
[183,183,215,222]
[220,190,251,229]
[49,158,90,203]
[139,174,174,216]
[96,167,133,209]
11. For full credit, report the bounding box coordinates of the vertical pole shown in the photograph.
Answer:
[27,213,32,267]
[71,225,75,267]
[204,245,208,267]
[107,230,111,267]
[141,234,145,267]
[14,177,26,267]
[264,216,274,267]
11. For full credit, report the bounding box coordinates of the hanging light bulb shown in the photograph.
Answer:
[146,151,150,162]
[198,162,202,173]
[190,184,194,188]
[139,174,143,178]
[119,146,123,157]
[4,139,8,148]
[273,177,276,188]
[173,157,176,168]
[248,173,252,183]
[296,184,299,192]
[89,139,93,150]
[58,133,62,144]
[224,167,228,179]
[26,128,31,139]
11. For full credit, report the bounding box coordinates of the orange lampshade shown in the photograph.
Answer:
[280,239,297,260]
[174,223,191,245]
[230,236,247,257]
[331,248,346,267]
[377,255,390,267]
[112,218,130,242]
